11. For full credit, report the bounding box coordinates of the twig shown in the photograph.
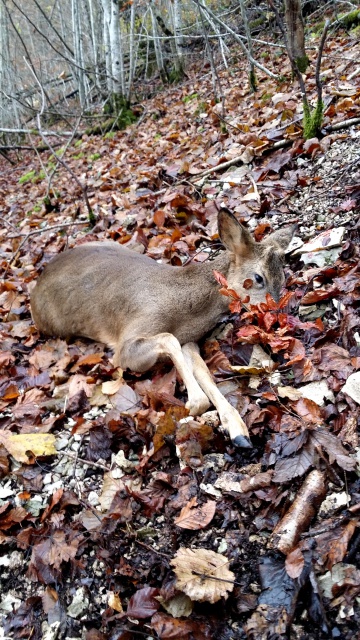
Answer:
[315,21,330,105]
[7,221,89,239]
[60,450,111,472]
[194,0,278,79]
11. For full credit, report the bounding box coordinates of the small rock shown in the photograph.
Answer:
[67,587,89,619]
[342,372,360,404]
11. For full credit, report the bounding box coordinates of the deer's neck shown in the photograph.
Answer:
[184,250,233,314]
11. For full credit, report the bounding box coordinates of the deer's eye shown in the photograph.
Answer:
[254,273,264,285]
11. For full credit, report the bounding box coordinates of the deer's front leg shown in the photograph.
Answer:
[182,342,252,449]
[116,333,210,416]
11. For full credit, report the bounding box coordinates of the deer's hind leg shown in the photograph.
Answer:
[115,333,211,416]
[182,342,252,448]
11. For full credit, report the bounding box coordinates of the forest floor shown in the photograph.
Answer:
[0,21,360,640]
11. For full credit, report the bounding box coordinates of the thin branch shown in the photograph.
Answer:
[60,451,111,472]
[7,221,90,239]
[193,0,278,80]
[315,20,330,104]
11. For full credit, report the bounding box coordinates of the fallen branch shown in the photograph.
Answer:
[7,220,89,239]
[270,470,327,554]
[0,144,62,152]
[0,127,74,137]
[326,116,360,132]
[189,139,291,182]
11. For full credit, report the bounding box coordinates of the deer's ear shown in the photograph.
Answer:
[218,208,254,257]
[262,224,298,251]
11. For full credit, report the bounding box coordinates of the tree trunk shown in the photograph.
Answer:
[102,0,124,98]
[284,0,308,72]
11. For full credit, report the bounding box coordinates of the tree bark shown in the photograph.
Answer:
[284,0,308,72]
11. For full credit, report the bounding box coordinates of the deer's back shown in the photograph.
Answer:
[30,241,225,347]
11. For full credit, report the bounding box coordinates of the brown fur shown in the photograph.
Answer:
[31,209,296,447]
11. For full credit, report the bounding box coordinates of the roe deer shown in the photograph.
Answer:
[31,209,296,448]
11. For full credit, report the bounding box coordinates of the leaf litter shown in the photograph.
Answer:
[0,27,360,640]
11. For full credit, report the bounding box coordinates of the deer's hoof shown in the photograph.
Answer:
[232,435,253,449]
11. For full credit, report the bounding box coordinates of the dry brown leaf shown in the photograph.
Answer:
[156,593,193,618]
[108,592,123,612]
[68,374,93,399]
[171,547,234,603]
[98,471,141,511]
[285,546,304,579]
[28,346,57,370]
[0,432,56,463]
[277,386,302,401]
[174,497,216,530]
[215,470,273,494]
[70,353,104,371]
[98,473,126,512]
[101,370,124,395]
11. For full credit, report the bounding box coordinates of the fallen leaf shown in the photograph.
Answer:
[156,593,193,618]
[174,497,216,530]
[285,547,304,579]
[108,592,124,613]
[126,586,159,619]
[0,433,56,463]
[171,547,234,603]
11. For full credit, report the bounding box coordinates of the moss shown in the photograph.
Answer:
[194,101,208,116]
[296,55,310,73]
[98,95,137,135]
[249,68,257,92]
[72,152,84,160]
[340,9,360,28]
[312,20,325,36]
[19,170,36,184]
[249,16,265,29]
[303,99,324,139]
[103,94,137,124]
[35,170,45,182]
[89,153,101,161]
[88,209,96,226]
[74,140,83,148]
[168,67,185,83]
[182,93,198,103]
[261,92,273,103]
